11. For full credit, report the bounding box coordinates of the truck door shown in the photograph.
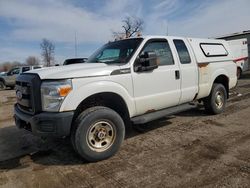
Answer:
[132,39,181,115]
[172,39,198,104]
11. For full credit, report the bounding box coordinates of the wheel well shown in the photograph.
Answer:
[237,67,242,73]
[0,78,5,84]
[237,66,242,71]
[72,92,130,127]
[213,75,229,98]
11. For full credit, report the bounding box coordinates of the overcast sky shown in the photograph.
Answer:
[0,0,249,64]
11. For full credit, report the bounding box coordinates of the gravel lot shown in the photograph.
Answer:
[0,72,250,188]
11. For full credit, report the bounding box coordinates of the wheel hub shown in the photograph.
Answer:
[87,120,116,152]
[215,91,223,109]
[96,128,107,140]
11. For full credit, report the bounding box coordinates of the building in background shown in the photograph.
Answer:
[217,30,250,70]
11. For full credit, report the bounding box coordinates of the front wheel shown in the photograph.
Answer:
[71,106,125,162]
[203,83,227,115]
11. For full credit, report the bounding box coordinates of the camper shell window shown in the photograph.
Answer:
[200,43,228,57]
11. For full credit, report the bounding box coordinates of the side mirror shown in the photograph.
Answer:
[135,51,158,72]
[7,71,12,76]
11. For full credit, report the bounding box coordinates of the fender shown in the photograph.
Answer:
[60,80,136,117]
[208,68,229,93]
[0,77,5,84]
[197,66,230,99]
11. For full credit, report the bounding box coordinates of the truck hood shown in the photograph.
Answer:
[27,63,120,79]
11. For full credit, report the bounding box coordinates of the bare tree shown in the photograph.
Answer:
[40,38,55,67]
[0,61,22,72]
[113,16,144,39]
[0,62,12,72]
[12,61,22,68]
[26,56,40,65]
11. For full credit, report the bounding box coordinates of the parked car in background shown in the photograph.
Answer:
[0,65,43,90]
[63,58,88,65]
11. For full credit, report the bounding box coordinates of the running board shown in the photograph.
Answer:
[131,103,197,124]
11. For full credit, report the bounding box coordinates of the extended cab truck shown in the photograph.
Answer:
[14,36,237,161]
[0,65,43,90]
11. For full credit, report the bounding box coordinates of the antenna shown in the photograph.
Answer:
[161,20,169,36]
[75,31,77,57]
[166,20,169,36]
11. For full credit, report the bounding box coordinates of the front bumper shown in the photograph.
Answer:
[14,104,74,137]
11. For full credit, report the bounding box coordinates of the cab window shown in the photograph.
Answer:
[173,39,191,64]
[22,67,30,72]
[8,68,20,75]
[34,66,42,69]
[141,39,174,66]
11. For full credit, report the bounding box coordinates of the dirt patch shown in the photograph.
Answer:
[238,83,250,89]
[203,119,225,127]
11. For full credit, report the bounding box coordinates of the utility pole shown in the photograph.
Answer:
[166,20,169,36]
[75,31,77,57]
[161,20,169,36]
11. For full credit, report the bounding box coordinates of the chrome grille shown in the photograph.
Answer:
[16,73,42,114]
[16,81,33,113]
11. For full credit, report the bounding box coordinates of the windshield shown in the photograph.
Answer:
[87,38,143,64]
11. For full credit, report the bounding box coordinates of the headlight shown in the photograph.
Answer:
[41,79,72,112]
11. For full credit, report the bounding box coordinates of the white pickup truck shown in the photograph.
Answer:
[14,36,237,161]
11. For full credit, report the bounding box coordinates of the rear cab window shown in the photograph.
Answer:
[173,39,191,64]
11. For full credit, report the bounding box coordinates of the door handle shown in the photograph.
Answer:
[175,70,180,80]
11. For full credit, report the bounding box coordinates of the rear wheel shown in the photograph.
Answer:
[237,68,242,79]
[203,83,227,114]
[71,106,125,162]
[0,81,6,90]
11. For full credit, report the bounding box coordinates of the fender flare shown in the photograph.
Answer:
[60,81,136,117]
[209,69,229,94]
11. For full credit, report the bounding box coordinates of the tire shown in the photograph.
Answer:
[0,81,6,90]
[10,86,15,90]
[237,68,242,79]
[71,106,125,162]
[203,83,227,115]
